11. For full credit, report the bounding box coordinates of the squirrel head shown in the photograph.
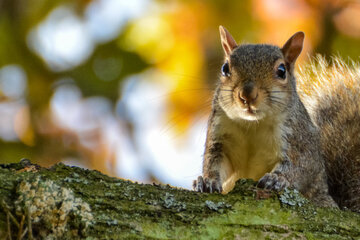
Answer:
[217,26,304,121]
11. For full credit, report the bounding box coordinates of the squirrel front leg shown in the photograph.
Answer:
[257,138,294,191]
[258,155,337,207]
[193,110,234,193]
[193,141,233,193]
[258,105,338,207]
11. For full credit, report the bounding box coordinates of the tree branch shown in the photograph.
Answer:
[0,160,359,239]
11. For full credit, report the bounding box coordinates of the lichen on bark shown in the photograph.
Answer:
[0,160,360,239]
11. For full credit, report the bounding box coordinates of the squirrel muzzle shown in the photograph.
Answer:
[239,81,258,105]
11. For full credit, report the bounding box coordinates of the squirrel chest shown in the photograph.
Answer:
[215,112,282,182]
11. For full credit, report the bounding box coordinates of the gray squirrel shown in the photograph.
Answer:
[193,26,360,212]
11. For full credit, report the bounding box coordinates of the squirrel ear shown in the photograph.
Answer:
[281,31,305,65]
[219,26,238,57]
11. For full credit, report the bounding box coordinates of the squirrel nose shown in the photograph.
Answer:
[239,83,258,104]
[239,91,258,104]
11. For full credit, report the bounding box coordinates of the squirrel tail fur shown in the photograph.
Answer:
[298,56,360,212]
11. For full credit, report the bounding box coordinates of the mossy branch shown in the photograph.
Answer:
[0,160,359,239]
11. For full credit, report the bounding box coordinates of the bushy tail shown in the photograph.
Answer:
[297,56,360,212]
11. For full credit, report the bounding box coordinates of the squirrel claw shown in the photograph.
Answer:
[193,176,204,192]
[193,176,222,193]
[257,173,290,191]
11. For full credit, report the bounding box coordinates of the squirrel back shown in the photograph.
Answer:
[298,57,360,212]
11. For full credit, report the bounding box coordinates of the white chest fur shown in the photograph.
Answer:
[214,113,282,192]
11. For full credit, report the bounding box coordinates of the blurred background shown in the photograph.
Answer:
[0,0,360,189]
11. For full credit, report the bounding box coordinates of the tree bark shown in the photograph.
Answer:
[0,160,359,239]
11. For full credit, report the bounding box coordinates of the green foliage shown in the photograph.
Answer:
[65,40,148,101]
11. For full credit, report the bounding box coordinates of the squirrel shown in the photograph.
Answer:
[192,26,354,209]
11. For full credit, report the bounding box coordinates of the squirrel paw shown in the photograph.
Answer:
[193,176,222,193]
[257,173,290,191]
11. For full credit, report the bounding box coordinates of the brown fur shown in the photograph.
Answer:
[298,56,360,212]
[193,28,337,207]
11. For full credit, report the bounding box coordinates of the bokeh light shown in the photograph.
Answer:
[1,0,360,189]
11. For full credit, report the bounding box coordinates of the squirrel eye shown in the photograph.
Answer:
[221,62,230,77]
[276,63,286,79]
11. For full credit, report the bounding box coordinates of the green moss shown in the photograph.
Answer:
[1,160,360,239]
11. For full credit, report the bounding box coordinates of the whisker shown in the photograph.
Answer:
[268,95,286,104]
[270,90,303,93]
[220,95,233,99]
[219,93,233,98]
[219,97,233,103]
[268,98,287,107]
[220,101,233,105]
[268,95,283,101]
[268,97,285,103]
[144,88,215,102]
[160,100,213,135]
